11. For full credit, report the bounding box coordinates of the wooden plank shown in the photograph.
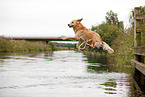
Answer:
[131,59,145,75]
[136,32,141,46]
[134,8,138,47]
[133,46,145,56]
[137,27,145,32]
[133,79,145,96]
[136,15,145,20]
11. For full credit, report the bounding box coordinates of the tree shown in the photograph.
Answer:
[105,10,119,27]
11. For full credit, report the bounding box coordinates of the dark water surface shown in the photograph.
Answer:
[0,50,133,97]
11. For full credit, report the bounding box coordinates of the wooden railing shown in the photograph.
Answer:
[131,7,145,94]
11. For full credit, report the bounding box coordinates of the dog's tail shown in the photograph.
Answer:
[102,41,114,54]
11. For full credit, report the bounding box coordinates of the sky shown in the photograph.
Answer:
[0,0,145,38]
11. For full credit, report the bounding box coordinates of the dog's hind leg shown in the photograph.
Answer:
[77,38,84,51]
[87,38,96,48]
[80,42,88,50]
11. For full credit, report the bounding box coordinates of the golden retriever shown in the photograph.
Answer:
[62,18,114,54]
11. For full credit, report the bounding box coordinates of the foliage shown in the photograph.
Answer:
[0,37,12,52]
[0,38,56,52]
[105,10,119,27]
[91,22,120,45]
[109,27,134,65]
[54,42,76,48]
[48,42,56,51]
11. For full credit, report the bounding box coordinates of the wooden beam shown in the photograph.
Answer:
[136,15,145,20]
[133,46,145,56]
[134,7,141,47]
[131,59,145,75]
[137,27,145,32]
[136,32,141,46]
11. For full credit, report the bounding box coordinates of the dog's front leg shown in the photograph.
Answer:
[76,38,84,51]
[80,42,88,50]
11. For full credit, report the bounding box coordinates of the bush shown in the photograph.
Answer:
[91,23,120,45]
[0,38,12,52]
[0,38,54,52]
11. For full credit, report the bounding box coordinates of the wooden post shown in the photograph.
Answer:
[134,7,142,62]
[134,7,141,47]
[46,41,49,44]
[141,56,145,85]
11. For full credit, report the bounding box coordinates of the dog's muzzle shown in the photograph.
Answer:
[68,24,74,28]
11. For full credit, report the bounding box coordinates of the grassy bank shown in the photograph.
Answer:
[83,27,134,66]
[108,28,134,65]
[0,37,56,52]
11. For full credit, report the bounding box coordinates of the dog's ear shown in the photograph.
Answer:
[77,18,83,23]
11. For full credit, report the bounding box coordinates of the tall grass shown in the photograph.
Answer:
[0,37,55,52]
[108,27,134,65]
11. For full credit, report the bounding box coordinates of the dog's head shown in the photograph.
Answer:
[68,18,83,28]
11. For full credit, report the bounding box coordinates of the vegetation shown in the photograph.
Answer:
[91,22,121,45]
[54,42,76,48]
[105,10,119,27]
[54,42,76,50]
[84,7,145,66]
[0,37,56,52]
[109,27,134,65]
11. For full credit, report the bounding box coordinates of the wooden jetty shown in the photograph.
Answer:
[131,7,145,95]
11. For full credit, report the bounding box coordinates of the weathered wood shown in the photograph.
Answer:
[132,7,145,93]
[136,15,145,20]
[133,46,145,56]
[137,27,145,32]
[131,59,145,75]
[134,8,137,47]
[144,56,145,64]
[134,7,141,47]
[141,73,145,85]
[134,7,141,16]
[133,79,145,96]
[136,32,141,46]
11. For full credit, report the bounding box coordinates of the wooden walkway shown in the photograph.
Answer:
[131,7,145,96]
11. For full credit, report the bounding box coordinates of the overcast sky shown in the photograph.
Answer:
[0,0,145,37]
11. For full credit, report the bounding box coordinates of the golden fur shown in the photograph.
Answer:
[62,18,114,54]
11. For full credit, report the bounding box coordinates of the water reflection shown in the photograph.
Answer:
[100,79,117,94]
[0,50,134,97]
[87,63,109,73]
[84,51,134,97]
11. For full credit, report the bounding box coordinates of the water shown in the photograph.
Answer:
[0,50,133,97]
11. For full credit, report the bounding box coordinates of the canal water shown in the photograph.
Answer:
[0,50,133,97]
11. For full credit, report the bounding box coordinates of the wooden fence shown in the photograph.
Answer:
[131,7,145,95]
